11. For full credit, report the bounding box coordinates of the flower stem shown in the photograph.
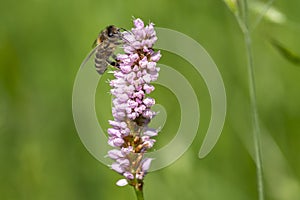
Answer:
[244,27,264,200]
[236,1,265,199]
[134,187,144,200]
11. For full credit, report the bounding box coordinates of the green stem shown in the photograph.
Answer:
[237,1,264,199]
[134,187,144,200]
[244,27,264,200]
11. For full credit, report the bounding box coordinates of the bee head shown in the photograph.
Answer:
[106,25,119,37]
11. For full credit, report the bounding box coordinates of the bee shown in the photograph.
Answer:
[82,25,125,74]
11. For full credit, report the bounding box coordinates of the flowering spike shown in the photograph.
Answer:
[106,18,161,189]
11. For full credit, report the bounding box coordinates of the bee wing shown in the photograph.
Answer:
[92,38,98,48]
[81,45,98,68]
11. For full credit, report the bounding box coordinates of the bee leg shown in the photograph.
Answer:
[111,54,118,61]
[109,61,117,66]
[108,54,120,67]
[104,54,120,68]
[106,59,119,67]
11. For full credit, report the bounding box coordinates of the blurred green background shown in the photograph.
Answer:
[1,0,300,199]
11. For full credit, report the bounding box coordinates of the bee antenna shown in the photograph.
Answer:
[118,27,133,36]
[119,27,128,32]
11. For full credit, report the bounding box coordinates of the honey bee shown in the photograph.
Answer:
[82,25,125,74]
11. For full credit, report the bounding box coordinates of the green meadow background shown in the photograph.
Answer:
[1,0,300,199]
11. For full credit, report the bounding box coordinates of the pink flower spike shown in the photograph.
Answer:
[106,18,160,188]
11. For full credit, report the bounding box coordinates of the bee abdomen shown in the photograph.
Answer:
[95,57,109,74]
[94,47,115,74]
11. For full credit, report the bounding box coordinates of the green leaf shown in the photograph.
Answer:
[270,39,300,65]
